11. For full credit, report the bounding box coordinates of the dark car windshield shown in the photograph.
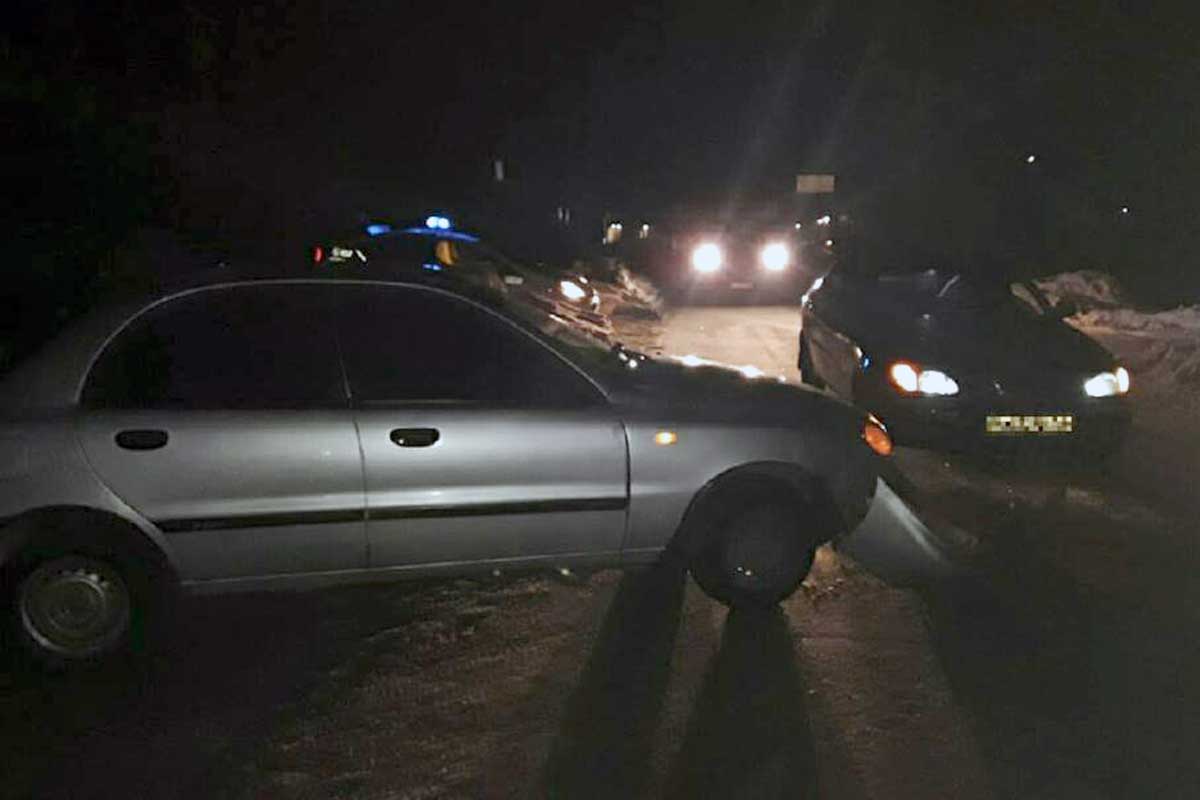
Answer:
[929,274,1052,318]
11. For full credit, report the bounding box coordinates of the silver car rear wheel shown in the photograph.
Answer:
[17,556,132,660]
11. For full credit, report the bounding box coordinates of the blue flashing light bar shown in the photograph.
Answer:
[400,227,479,243]
[425,215,452,230]
[365,223,392,236]
[422,262,443,272]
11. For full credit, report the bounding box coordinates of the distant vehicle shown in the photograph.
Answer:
[799,268,1133,456]
[649,221,815,300]
[311,217,611,337]
[0,274,889,667]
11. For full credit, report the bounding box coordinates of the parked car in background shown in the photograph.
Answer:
[799,267,1133,457]
[311,217,613,338]
[0,272,888,667]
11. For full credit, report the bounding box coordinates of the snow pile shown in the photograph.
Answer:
[1130,338,1200,387]
[672,353,789,382]
[1035,270,1128,310]
[1038,271,1200,389]
[1072,304,1200,337]
[613,265,664,317]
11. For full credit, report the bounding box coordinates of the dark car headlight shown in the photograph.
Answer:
[888,361,960,396]
[1083,367,1130,397]
[759,242,791,271]
[559,279,588,302]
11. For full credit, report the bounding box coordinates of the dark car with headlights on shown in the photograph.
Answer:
[799,268,1132,457]
[654,224,815,301]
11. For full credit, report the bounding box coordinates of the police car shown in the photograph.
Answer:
[311,216,611,337]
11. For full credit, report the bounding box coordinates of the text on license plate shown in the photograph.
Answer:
[986,414,1074,435]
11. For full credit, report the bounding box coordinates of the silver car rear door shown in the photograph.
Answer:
[76,283,367,582]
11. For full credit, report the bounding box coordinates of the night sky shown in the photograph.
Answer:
[6,0,1200,303]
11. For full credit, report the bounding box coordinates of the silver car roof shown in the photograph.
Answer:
[0,276,510,413]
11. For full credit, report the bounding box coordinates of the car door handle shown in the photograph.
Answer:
[389,428,440,448]
[115,429,169,451]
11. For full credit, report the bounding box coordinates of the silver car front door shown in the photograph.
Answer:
[334,284,628,569]
[76,283,367,582]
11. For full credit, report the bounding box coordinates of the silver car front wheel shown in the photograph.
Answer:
[17,556,132,660]
[691,502,816,609]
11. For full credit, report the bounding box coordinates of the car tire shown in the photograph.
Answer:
[798,332,825,388]
[3,531,162,671]
[689,494,818,609]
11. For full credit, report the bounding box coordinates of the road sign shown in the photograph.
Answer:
[795,174,836,194]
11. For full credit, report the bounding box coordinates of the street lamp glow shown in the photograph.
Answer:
[1025,154,1037,164]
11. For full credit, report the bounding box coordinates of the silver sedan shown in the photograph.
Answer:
[0,276,888,666]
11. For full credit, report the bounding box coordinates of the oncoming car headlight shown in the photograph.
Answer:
[1084,366,1131,397]
[691,242,723,273]
[888,361,960,396]
[759,242,790,271]
[559,279,587,302]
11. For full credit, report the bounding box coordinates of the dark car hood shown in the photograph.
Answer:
[863,304,1117,377]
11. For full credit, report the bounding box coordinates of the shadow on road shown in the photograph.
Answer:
[663,608,818,800]
[543,563,818,800]
[542,563,687,798]
[920,500,1200,799]
[0,586,425,800]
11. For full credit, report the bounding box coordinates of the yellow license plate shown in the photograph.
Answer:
[986,414,1074,435]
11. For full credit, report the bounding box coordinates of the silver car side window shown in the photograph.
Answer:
[82,285,346,409]
[334,285,603,409]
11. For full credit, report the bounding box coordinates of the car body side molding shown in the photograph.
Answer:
[156,497,629,533]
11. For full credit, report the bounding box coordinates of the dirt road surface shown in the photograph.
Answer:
[2,303,1198,799]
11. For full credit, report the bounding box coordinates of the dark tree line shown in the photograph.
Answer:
[2,0,1194,371]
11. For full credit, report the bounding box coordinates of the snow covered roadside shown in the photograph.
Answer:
[1036,270,1200,391]
[1038,270,1200,515]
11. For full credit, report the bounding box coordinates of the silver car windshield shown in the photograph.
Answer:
[499,294,644,380]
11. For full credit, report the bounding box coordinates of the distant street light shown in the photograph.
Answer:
[1121,206,1130,214]
[1025,154,1037,164]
